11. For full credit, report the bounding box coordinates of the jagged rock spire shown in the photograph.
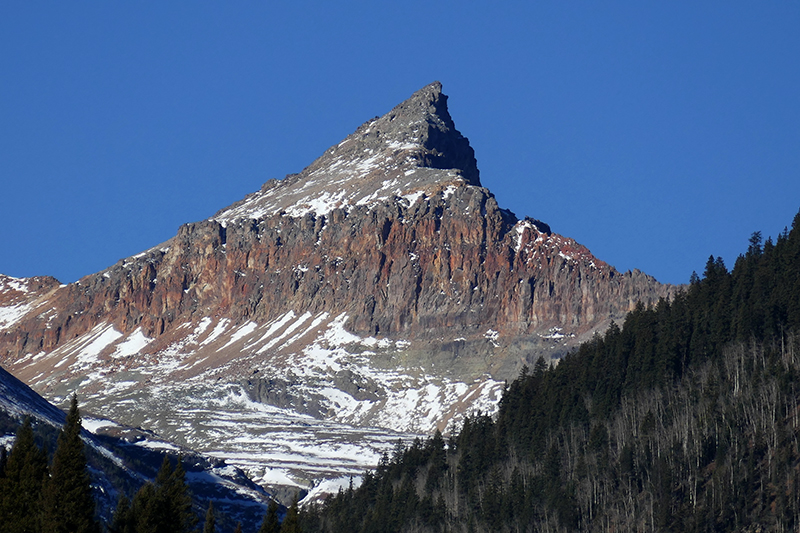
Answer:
[354,81,480,186]
[215,82,480,224]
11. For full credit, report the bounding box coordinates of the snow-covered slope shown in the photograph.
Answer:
[4,307,503,496]
[0,363,273,529]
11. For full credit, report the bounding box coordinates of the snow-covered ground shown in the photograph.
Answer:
[10,309,504,498]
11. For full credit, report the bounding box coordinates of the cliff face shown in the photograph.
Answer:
[0,82,676,496]
[3,188,666,357]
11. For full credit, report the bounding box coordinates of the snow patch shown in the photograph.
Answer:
[401,190,426,206]
[257,311,312,354]
[221,321,259,350]
[301,475,363,506]
[112,329,152,358]
[202,319,231,346]
[74,324,124,367]
[540,327,574,340]
[3,276,30,293]
[483,329,499,347]
[82,417,119,434]
[0,302,34,331]
[246,311,297,351]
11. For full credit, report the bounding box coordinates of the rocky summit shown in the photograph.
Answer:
[0,82,675,500]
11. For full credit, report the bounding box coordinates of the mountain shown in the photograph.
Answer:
[0,82,674,499]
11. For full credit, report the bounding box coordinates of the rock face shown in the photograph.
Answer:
[0,82,676,497]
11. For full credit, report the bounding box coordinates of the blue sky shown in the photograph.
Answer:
[1,3,798,285]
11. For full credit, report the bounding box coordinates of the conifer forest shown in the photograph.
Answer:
[3,210,800,532]
[301,210,800,532]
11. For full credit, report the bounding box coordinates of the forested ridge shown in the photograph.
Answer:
[302,210,800,532]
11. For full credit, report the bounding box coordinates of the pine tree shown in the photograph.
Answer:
[0,417,49,533]
[130,481,160,532]
[258,499,281,533]
[143,454,197,533]
[280,494,301,533]
[109,494,135,533]
[203,500,216,533]
[748,230,763,257]
[0,445,7,478]
[113,454,198,533]
[160,455,197,533]
[41,394,99,533]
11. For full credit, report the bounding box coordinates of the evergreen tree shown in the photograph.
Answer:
[41,394,99,533]
[203,500,216,533]
[280,495,301,533]
[160,455,197,533]
[109,494,135,533]
[232,523,242,533]
[258,499,281,533]
[0,417,48,533]
[111,454,198,533]
[0,445,7,478]
[748,230,763,257]
[130,481,160,532]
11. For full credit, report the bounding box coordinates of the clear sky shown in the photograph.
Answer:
[1,3,798,285]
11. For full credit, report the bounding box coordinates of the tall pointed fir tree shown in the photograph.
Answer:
[203,500,216,533]
[109,494,135,533]
[111,454,198,533]
[280,495,301,533]
[0,417,49,533]
[41,394,99,533]
[258,499,281,533]
[129,480,160,531]
[159,454,197,533]
[0,445,7,478]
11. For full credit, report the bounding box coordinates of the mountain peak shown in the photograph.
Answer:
[215,82,480,224]
[377,81,480,185]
